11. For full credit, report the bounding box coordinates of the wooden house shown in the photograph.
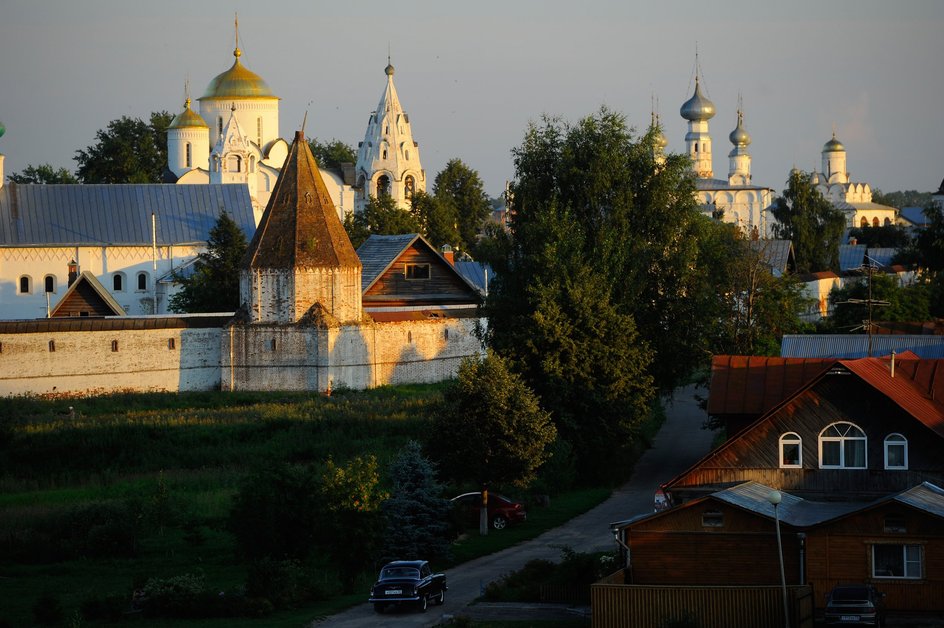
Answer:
[356,234,481,315]
[670,357,944,503]
[610,480,944,613]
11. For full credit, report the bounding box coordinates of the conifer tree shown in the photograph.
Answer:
[169,211,248,313]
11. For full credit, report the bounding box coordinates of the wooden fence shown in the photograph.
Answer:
[591,582,813,628]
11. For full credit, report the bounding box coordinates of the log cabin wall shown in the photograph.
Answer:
[671,373,944,501]
[363,243,476,307]
[53,280,121,316]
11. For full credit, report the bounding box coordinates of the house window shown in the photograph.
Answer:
[872,544,922,579]
[111,340,119,352]
[185,142,192,168]
[137,272,148,292]
[884,434,908,470]
[48,340,55,352]
[819,422,866,469]
[884,515,907,534]
[19,276,31,294]
[779,432,802,468]
[113,273,124,292]
[702,511,724,528]
[168,338,176,350]
[405,263,430,280]
[44,275,56,293]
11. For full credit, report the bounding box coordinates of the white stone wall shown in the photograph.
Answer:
[699,187,774,237]
[222,317,485,392]
[0,326,222,396]
[1,245,203,319]
[199,99,279,155]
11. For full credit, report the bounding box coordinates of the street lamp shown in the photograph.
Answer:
[768,489,790,628]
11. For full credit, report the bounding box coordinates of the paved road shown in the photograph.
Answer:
[310,384,714,628]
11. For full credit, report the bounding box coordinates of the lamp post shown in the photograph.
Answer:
[768,490,790,628]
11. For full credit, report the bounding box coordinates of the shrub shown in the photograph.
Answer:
[245,558,311,609]
[138,572,207,617]
[32,591,64,626]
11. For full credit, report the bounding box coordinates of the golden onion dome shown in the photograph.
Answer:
[168,98,208,129]
[200,48,276,100]
[823,132,845,153]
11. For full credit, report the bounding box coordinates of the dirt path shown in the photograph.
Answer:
[310,384,714,627]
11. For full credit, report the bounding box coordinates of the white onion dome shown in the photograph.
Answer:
[168,98,208,129]
[680,77,715,122]
[729,111,751,147]
[823,133,845,153]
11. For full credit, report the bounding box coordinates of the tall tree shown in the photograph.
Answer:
[771,170,846,273]
[74,111,173,183]
[381,441,451,562]
[410,191,460,250]
[872,189,933,209]
[433,159,492,251]
[169,211,248,313]
[7,163,78,184]
[431,352,556,491]
[829,272,931,332]
[847,224,910,248]
[343,193,421,249]
[308,138,356,170]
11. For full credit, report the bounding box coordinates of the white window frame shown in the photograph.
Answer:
[779,432,802,468]
[872,544,923,579]
[884,433,908,470]
[819,421,867,469]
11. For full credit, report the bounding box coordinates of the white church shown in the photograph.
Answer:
[165,31,426,225]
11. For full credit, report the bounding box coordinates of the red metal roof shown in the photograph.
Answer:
[707,355,835,416]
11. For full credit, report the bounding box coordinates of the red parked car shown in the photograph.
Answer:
[450,492,527,530]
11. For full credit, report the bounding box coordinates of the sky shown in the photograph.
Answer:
[1,0,942,199]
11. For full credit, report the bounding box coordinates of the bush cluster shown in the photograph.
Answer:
[482,548,617,605]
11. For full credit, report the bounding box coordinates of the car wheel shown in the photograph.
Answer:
[374,603,385,614]
[419,594,428,612]
[492,515,507,530]
[436,589,445,606]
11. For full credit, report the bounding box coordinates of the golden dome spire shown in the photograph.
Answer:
[234,13,241,58]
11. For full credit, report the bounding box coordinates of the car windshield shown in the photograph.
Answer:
[381,567,419,580]
[831,587,869,602]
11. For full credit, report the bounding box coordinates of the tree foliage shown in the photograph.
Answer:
[343,193,421,249]
[7,163,78,184]
[308,138,356,171]
[433,158,493,251]
[381,441,451,562]
[847,224,910,249]
[431,352,556,489]
[771,170,846,273]
[828,272,931,332]
[74,111,173,183]
[168,211,248,313]
[872,189,933,209]
[411,191,461,250]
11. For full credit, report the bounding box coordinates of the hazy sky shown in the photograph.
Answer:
[1,0,942,198]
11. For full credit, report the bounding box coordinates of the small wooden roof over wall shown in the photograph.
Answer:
[357,234,480,307]
[49,271,126,317]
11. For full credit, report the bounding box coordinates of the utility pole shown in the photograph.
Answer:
[839,257,889,356]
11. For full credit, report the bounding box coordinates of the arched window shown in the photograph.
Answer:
[113,273,124,292]
[185,142,192,168]
[779,432,802,468]
[884,217,891,226]
[873,217,880,228]
[137,272,148,291]
[377,174,391,196]
[382,148,388,160]
[819,422,867,469]
[404,175,415,200]
[884,434,908,470]
[228,155,241,173]
[860,217,869,228]
[694,144,698,153]
[18,276,31,294]
[44,275,56,293]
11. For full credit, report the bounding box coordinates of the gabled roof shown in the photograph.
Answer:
[49,271,125,317]
[707,355,835,417]
[781,334,944,359]
[614,480,944,531]
[356,233,481,296]
[0,184,254,247]
[243,131,360,270]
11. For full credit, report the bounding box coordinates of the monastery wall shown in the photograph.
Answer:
[0,326,222,396]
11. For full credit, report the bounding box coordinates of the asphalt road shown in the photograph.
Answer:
[310,384,714,628]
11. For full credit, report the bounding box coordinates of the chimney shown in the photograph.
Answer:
[441,244,455,265]
[68,259,79,286]
[848,236,857,246]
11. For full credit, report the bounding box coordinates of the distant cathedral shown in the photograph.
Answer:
[164,23,425,225]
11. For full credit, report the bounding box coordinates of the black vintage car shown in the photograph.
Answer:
[368,560,447,613]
